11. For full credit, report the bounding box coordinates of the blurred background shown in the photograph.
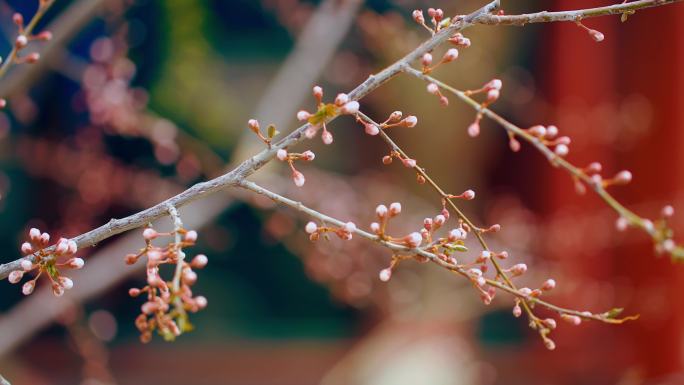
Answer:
[0,0,683,384]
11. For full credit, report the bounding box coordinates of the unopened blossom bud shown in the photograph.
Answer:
[427,8,437,17]
[191,254,208,269]
[613,170,632,185]
[486,89,500,103]
[544,339,556,351]
[412,9,425,24]
[297,110,311,121]
[15,35,28,48]
[183,269,198,285]
[448,228,465,241]
[439,95,449,106]
[56,240,69,254]
[480,250,492,260]
[195,296,208,309]
[462,189,475,200]
[36,31,52,41]
[59,277,74,290]
[292,170,306,187]
[421,53,433,67]
[67,240,77,254]
[21,242,33,254]
[427,83,439,95]
[486,79,502,91]
[402,158,416,168]
[25,53,40,63]
[468,268,482,277]
[365,123,379,136]
[529,125,546,137]
[321,130,333,145]
[389,111,402,121]
[434,8,444,20]
[125,253,138,265]
[402,115,418,127]
[512,304,522,317]
[276,149,288,161]
[39,232,50,245]
[67,257,85,269]
[12,13,23,27]
[663,239,675,252]
[487,224,501,232]
[519,287,532,296]
[554,144,569,156]
[340,101,359,115]
[147,250,163,263]
[586,162,602,174]
[389,202,402,216]
[615,216,628,231]
[8,270,23,284]
[443,48,459,62]
[405,232,422,248]
[143,228,158,241]
[542,279,556,291]
[29,228,41,241]
[379,268,392,282]
[370,222,381,233]
[423,218,433,230]
[662,205,675,218]
[20,259,33,271]
[382,155,392,165]
[22,280,35,295]
[184,230,198,242]
[375,204,388,218]
[141,301,158,315]
[248,119,260,133]
[544,318,557,329]
[305,221,318,234]
[343,222,357,233]
[467,122,480,138]
[312,86,323,99]
[546,125,559,138]
[497,251,509,259]
[129,288,141,297]
[434,214,446,226]
[643,219,655,232]
[301,150,315,161]
[335,93,349,106]
[510,263,527,276]
[589,29,604,42]
[561,314,582,326]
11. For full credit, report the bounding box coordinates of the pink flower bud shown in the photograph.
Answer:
[529,125,546,137]
[405,232,422,248]
[22,280,35,295]
[26,53,40,63]
[462,189,475,200]
[589,29,604,42]
[312,86,323,99]
[20,259,33,271]
[389,111,402,121]
[12,13,23,27]
[561,314,582,326]
[184,230,198,242]
[510,263,527,277]
[129,288,141,297]
[427,8,437,17]
[434,215,446,226]
[467,122,480,138]
[15,35,28,48]
[613,170,632,185]
[379,268,392,282]
[412,10,425,24]
[297,110,311,121]
[56,240,69,254]
[321,130,333,145]
[341,101,359,115]
[448,228,465,241]
[389,202,402,216]
[292,170,306,187]
[615,216,628,231]
[662,205,675,218]
[370,222,381,233]
[305,221,318,234]
[402,158,416,168]
[512,304,522,317]
[542,279,556,291]
[302,150,315,161]
[376,204,388,218]
[21,242,33,254]
[343,222,357,233]
[39,233,50,245]
[544,339,556,351]
[486,79,502,91]
[519,287,532,296]
[423,218,433,230]
[586,162,602,174]
[8,270,23,284]
[421,53,433,67]
[335,93,349,106]
[141,301,158,314]
[67,240,78,254]
[147,250,163,263]
[59,277,74,290]
[192,254,208,268]
[486,89,500,103]
[183,269,198,285]
[546,125,559,138]
[143,228,158,241]
[36,31,52,41]
[402,115,418,127]
[426,83,439,95]
[554,144,569,156]
[364,123,379,136]
[195,296,208,309]
[276,149,288,161]
[67,257,85,269]
[29,228,41,241]
[443,48,459,62]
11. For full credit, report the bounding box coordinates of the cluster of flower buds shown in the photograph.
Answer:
[420,48,459,73]
[8,228,84,297]
[125,224,207,343]
[576,21,605,42]
[355,110,418,137]
[463,79,503,137]
[518,124,571,158]
[448,32,471,48]
[412,8,451,35]
[247,119,279,147]
[616,204,684,259]
[305,220,357,242]
[276,148,315,187]
[382,150,417,169]
[296,86,359,145]
[426,82,450,107]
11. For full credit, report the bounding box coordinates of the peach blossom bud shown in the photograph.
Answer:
[421,53,433,67]
[462,189,475,200]
[406,232,422,248]
[512,304,522,317]
[305,221,318,234]
[544,339,556,351]
[29,227,41,241]
[56,240,69,254]
[59,277,74,290]
[389,202,402,216]
[476,276,486,287]
[412,10,425,24]
[365,123,379,136]
[21,242,33,254]
[335,93,349,106]
[546,125,559,138]
[343,222,357,233]
[8,270,23,284]
[22,280,35,295]
[185,230,198,242]
[497,251,509,259]
[141,302,157,314]
[561,314,582,326]
[303,125,315,139]
[486,89,500,103]
[402,158,416,168]
[511,263,527,276]
[147,250,163,263]
[529,125,546,137]
[643,219,654,232]
[26,52,40,63]
[20,259,33,271]
[468,268,482,277]
[276,149,288,161]
[402,115,418,127]
[125,253,138,265]
[247,119,260,132]
[129,288,141,297]
[183,269,198,285]
[589,29,604,42]
[143,228,158,240]
[423,218,433,230]
[554,144,569,156]
[389,111,402,121]
[66,240,77,254]
[448,228,465,241]
[39,232,50,245]
[36,31,52,41]
[192,254,208,268]
[542,279,556,291]
[439,95,449,106]
[297,110,311,121]
[376,204,388,218]
[379,268,392,282]
[426,83,439,95]
[52,284,65,296]
[341,101,359,115]
[613,170,632,185]
[434,8,444,20]
[486,79,503,91]
[441,208,450,220]
[433,215,446,226]
[67,257,85,269]
[662,205,675,218]
[427,8,437,17]
[300,150,314,161]
[292,170,306,187]
[12,13,23,27]
[382,155,392,164]
[519,287,532,296]
[467,122,480,138]
[15,35,28,48]
[586,162,602,174]
[443,48,459,62]
[419,228,429,239]
[615,216,628,231]
[312,85,323,99]
[556,136,571,145]
[480,251,491,260]
[487,224,501,232]
[321,130,333,145]
[195,296,208,309]
[370,222,381,233]
[663,239,675,252]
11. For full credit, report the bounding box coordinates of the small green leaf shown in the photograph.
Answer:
[602,308,624,319]
[267,124,279,139]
